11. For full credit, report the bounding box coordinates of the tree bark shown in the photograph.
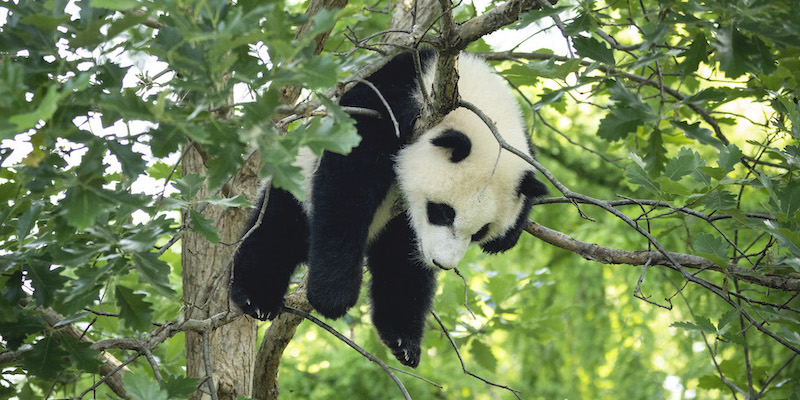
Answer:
[183,145,262,400]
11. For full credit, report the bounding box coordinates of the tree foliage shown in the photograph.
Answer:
[1,0,799,399]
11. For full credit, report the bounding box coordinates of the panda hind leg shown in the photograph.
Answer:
[367,215,437,368]
[231,187,308,320]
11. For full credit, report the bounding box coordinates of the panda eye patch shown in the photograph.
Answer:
[471,224,490,242]
[427,202,456,226]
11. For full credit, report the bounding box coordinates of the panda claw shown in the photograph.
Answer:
[397,338,403,347]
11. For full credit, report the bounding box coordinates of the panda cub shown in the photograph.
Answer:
[232,50,547,367]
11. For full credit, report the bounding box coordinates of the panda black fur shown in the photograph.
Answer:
[231,50,547,367]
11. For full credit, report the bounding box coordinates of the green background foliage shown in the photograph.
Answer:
[1,0,799,399]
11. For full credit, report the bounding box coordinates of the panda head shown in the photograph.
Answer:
[394,107,547,270]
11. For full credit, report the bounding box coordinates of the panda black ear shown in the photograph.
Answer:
[518,171,548,198]
[431,129,471,163]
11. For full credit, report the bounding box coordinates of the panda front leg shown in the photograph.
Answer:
[231,187,308,320]
[306,149,395,319]
[367,215,437,368]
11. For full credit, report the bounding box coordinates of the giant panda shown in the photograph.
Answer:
[231,50,548,367]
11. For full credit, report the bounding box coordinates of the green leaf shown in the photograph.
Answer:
[597,81,655,141]
[119,219,171,253]
[0,314,48,350]
[717,144,744,173]
[291,115,360,156]
[91,0,141,10]
[200,195,250,209]
[656,177,691,196]
[702,188,737,210]
[775,182,800,220]
[572,36,615,65]
[60,185,114,229]
[698,166,726,181]
[695,233,728,258]
[16,201,43,242]
[663,150,698,181]
[132,252,175,296]
[160,375,202,398]
[107,141,147,179]
[670,120,723,149]
[669,148,711,185]
[680,32,708,75]
[486,273,518,304]
[644,131,667,175]
[718,308,741,329]
[21,336,69,379]
[174,174,205,201]
[504,59,563,85]
[115,285,154,331]
[9,86,60,132]
[762,220,800,259]
[625,163,660,194]
[694,232,729,267]
[469,339,497,372]
[189,210,220,244]
[713,25,776,79]
[61,336,102,373]
[671,316,717,334]
[781,328,800,346]
[125,373,169,400]
[682,88,729,105]
[697,375,727,390]
[305,8,339,38]
[273,54,339,90]
[26,263,68,308]
[533,88,566,110]
[597,111,642,141]
[148,162,178,181]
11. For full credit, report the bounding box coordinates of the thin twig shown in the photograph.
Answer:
[431,311,523,399]
[281,306,413,400]
[143,348,163,381]
[78,352,141,399]
[388,366,444,389]
[453,268,477,319]
[353,78,401,137]
[202,330,219,400]
[755,353,797,398]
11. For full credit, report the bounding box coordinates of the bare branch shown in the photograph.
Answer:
[524,220,800,293]
[474,51,731,146]
[460,92,800,354]
[453,0,557,49]
[431,311,523,399]
[282,305,413,400]
[453,268,477,319]
[28,300,129,398]
[202,330,220,400]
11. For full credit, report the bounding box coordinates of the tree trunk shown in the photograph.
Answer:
[183,145,262,400]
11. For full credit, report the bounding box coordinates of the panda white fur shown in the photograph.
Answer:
[232,50,547,367]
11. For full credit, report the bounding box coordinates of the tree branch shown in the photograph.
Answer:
[431,311,523,399]
[460,93,800,355]
[524,221,800,293]
[474,51,730,146]
[30,302,129,398]
[282,306,413,400]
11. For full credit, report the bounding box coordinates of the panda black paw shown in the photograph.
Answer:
[307,268,362,319]
[306,287,359,320]
[231,284,283,321]
[382,335,422,368]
